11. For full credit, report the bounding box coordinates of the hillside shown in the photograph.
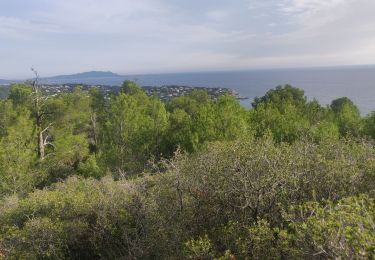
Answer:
[1,82,375,259]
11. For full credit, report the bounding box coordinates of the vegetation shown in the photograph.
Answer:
[0,85,10,99]
[1,79,375,259]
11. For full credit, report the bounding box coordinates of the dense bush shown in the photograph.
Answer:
[288,195,375,258]
[1,137,375,258]
[149,137,375,257]
[0,177,152,259]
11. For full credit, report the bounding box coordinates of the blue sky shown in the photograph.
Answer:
[1,0,375,78]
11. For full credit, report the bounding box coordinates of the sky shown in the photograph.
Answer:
[1,0,375,78]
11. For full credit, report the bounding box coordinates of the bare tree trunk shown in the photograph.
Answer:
[38,131,45,159]
[91,112,98,150]
[31,68,53,160]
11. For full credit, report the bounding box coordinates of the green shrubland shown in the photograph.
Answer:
[1,81,375,259]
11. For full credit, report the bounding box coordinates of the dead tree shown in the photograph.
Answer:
[31,68,53,160]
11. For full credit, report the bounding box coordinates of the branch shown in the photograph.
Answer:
[31,67,40,81]
[44,152,56,159]
[41,123,53,135]
[38,111,54,120]
[31,67,42,94]
[45,142,56,149]
[43,134,49,145]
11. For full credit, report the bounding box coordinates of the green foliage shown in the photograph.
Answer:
[0,177,150,259]
[1,135,375,258]
[215,95,249,140]
[166,91,211,153]
[167,89,210,115]
[331,97,362,136]
[8,84,32,107]
[127,136,374,258]
[249,86,342,143]
[252,84,307,109]
[0,85,10,99]
[1,81,375,258]
[309,119,340,142]
[167,108,197,153]
[166,91,250,152]
[78,155,102,178]
[184,235,215,259]
[170,137,374,226]
[330,97,358,113]
[102,88,168,175]
[88,88,107,152]
[236,219,282,258]
[251,102,310,142]
[0,100,16,138]
[37,89,92,184]
[0,112,38,196]
[288,195,375,258]
[364,111,375,139]
[120,80,143,95]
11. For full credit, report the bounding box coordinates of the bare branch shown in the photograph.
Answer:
[45,142,56,149]
[31,67,40,81]
[41,123,53,135]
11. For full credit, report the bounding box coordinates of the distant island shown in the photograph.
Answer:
[1,71,128,85]
[45,71,122,80]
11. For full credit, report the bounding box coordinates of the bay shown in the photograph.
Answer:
[44,66,375,115]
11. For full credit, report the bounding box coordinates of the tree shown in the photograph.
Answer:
[8,84,32,107]
[120,80,143,95]
[364,111,375,139]
[0,111,37,196]
[166,108,196,153]
[88,88,107,153]
[0,100,15,138]
[250,102,310,143]
[40,88,92,183]
[250,85,317,142]
[30,69,54,160]
[330,97,358,114]
[330,97,362,136]
[167,90,207,115]
[2,78,375,259]
[215,95,249,140]
[102,83,168,175]
[252,85,307,109]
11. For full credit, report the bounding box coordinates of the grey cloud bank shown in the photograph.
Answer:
[0,0,374,78]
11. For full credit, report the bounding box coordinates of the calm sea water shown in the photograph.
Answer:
[47,66,375,115]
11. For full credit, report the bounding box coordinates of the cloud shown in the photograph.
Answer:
[0,16,61,40]
[0,0,374,78]
[279,0,344,14]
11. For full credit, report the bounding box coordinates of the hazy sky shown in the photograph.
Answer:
[1,0,375,78]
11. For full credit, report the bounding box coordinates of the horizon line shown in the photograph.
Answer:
[2,63,375,81]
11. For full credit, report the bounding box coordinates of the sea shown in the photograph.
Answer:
[45,66,375,115]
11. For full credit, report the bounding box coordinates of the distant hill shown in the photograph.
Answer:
[0,79,21,85]
[0,79,10,84]
[48,71,122,80]
[41,71,128,85]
